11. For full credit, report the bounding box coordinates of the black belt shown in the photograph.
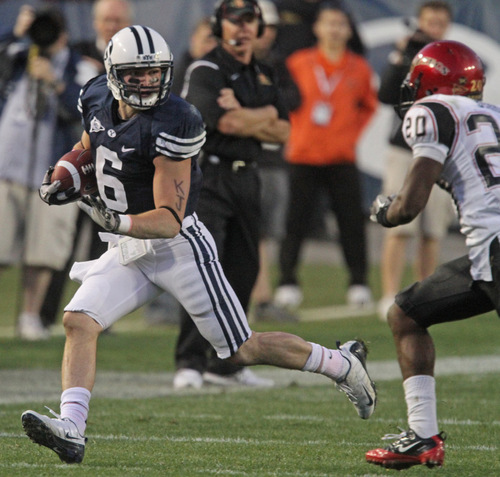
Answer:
[207,155,256,172]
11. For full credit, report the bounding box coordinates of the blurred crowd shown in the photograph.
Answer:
[0,0,456,352]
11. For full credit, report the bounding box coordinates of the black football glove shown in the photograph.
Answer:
[78,195,121,232]
[370,194,397,228]
[39,166,80,205]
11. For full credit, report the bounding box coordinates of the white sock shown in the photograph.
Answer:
[60,387,91,435]
[404,375,438,438]
[302,342,347,380]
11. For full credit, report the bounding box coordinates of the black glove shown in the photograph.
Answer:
[39,166,79,205]
[78,195,121,232]
[370,194,397,228]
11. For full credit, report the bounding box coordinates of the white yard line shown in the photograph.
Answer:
[299,304,377,321]
[0,355,499,405]
[0,432,497,454]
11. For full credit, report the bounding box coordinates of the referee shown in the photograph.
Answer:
[173,0,290,389]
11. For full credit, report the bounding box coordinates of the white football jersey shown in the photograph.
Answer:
[403,94,500,281]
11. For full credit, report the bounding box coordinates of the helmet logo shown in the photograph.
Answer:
[414,55,450,76]
[137,53,160,62]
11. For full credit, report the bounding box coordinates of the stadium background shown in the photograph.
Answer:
[2,0,500,205]
[0,4,499,474]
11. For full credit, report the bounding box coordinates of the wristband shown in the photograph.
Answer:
[117,214,132,233]
[377,206,397,228]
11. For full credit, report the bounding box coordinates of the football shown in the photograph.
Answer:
[51,149,98,196]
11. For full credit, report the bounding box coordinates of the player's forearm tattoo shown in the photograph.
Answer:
[174,179,185,211]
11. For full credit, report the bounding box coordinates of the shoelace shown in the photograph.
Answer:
[381,427,408,441]
[44,406,86,440]
[45,406,62,419]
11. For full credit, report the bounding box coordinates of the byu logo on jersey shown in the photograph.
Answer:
[90,116,105,133]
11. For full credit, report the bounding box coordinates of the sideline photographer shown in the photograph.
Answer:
[0,5,97,340]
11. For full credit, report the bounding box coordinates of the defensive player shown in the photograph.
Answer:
[366,40,494,469]
[20,25,376,464]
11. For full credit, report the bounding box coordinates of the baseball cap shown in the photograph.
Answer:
[221,0,259,21]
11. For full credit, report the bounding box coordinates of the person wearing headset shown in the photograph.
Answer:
[173,0,291,389]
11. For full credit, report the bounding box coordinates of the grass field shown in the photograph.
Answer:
[0,263,499,476]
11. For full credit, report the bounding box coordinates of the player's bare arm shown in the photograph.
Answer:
[110,155,191,240]
[150,154,191,236]
[74,130,91,150]
[370,153,443,227]
[372,156,443,227]
[387,156,443,224]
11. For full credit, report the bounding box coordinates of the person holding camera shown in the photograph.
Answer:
[377,1,455,321]
[0,5,98,340]
[40,0,135,331]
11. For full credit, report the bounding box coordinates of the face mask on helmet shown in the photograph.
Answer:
[104,25,174,110]
[396,40,485,119]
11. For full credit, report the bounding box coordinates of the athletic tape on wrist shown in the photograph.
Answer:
[117,214,132,233]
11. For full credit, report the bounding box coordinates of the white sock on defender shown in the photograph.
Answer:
[60,387,91,434]
[404,375,438,438]
[302,342,347,380]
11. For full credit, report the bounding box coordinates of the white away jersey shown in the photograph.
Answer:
[403,94,500,281]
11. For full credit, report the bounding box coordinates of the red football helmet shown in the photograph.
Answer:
[397,40,485,118]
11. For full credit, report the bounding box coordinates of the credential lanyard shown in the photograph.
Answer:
[314,65,343,98]
[313,55,350,98]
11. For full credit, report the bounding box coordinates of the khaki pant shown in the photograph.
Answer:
[0,181,78,270]
[382,146,455,239]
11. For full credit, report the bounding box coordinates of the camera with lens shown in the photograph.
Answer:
[405,29,434,56]
[28,8,66,48]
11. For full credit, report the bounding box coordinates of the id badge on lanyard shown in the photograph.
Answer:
[311,101,333,126]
